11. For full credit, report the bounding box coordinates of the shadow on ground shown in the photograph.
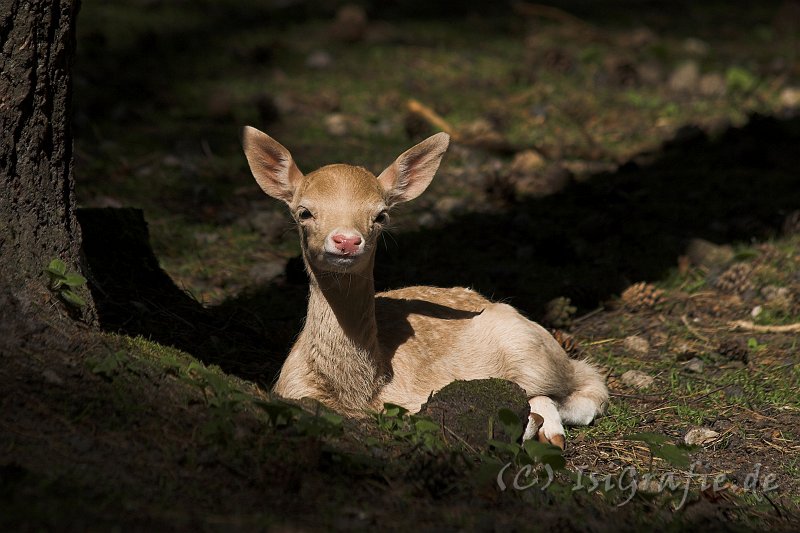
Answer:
[79,113,800,382]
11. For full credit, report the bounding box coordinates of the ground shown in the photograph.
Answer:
[2,0,800,530]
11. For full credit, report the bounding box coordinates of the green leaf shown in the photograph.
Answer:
[63,273,87,287]
[321,412,343,426]
[47,258,67,276]
[726,66,757,93]
[522,439,566,469]
[414,418,439,433]
[382,403,408,418]
[60,289,86,308]
[487,439,520,456]
[497,408,523,442]
[254,400,296,426]
[91,351,126,378]
[651,443,690,469]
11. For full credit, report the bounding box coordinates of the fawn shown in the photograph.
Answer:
[242,126,608,448]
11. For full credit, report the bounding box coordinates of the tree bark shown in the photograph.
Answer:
[1,0,95,322]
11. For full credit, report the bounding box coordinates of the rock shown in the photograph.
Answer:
[244,210,289,242]
[248,260,286,285]
[685,238,734,267]
[417,212,437,228]
[683,357,705,373]
[42,369,64,386]
[669,61,700,93]
[674,341,700,361]
[723,385,745,400]
[623,335,650,355]
[273,93,295,115]
[684,427,719,446]
[779,87,800,108]
[510,150,546,175]
[750,305,763,318]
[330,4,367,43]
[621,369,654,390]
[699,73,726,96]
[516,165,573,198]
[638,61,664,85]
[371,118,394,137]
[306,49,333,69]
[625,26,658,48]
[434,196,467,217]
[418,379,530,450]
[683,37,710,56]
[324,113,349,137]
[460,118,504,145]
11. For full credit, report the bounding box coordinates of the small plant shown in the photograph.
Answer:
[487,408,566,471]
[44,258,87,308]
[254,399,343,438]
[89,350,128,379]
[374,403,443,451]
[747,337,767,352]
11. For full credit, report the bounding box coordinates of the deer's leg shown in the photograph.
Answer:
[526,396,566,449]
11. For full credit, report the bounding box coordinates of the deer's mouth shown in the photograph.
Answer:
[319,249,366,270]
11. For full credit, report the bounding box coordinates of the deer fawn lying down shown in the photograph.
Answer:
[242,126,608,448]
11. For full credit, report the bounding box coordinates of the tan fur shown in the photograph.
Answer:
[244,127,609,444]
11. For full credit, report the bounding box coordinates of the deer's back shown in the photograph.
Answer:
[374,286,513,409]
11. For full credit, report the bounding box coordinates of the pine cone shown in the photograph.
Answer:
[714,263,753,294]
[717,339,748,364]
[621,282,665,311]
[543,297,577,328]
[552,329,582,358]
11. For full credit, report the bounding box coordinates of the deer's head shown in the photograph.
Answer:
[242,127,449,275]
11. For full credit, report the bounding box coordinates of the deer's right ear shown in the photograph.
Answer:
[242,126,303,204]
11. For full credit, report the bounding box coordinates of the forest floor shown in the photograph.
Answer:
[3,0,800,530]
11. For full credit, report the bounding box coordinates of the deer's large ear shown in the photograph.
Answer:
[242,126,303,204]
[378,132,449,205]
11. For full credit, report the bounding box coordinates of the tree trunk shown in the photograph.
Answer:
[0,0,95,322]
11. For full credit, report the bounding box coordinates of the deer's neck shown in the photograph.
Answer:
[299,262,387,413]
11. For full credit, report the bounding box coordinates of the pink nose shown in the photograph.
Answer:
[331,234,362,255]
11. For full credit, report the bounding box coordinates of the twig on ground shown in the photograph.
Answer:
[681,314,711,343]
[405,99,548,156]
[585,338,618,346]
[728,320,800,333]
[573,306,604,323]
[406,99,456,137]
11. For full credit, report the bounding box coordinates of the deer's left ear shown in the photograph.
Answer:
[378,132,449,206]
[242,126,304,204]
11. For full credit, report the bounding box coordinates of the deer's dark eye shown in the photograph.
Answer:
[374,211,389,224]
[298,207,314,221]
